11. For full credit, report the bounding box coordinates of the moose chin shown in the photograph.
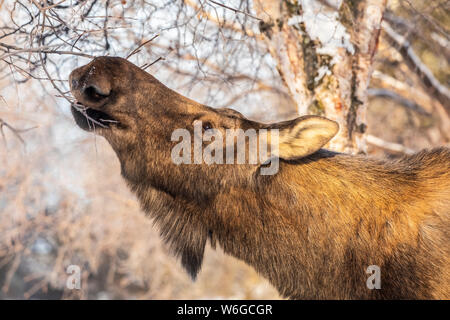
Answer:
[69,56,450,300]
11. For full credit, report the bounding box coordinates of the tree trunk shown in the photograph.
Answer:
[254,0,387,154]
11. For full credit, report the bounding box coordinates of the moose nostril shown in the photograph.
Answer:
[71,78,78,89]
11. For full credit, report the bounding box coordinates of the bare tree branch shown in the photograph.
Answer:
[207,0,262,21]
[383,10,450,61]
[382,21,450,114]
[0,118,37,147]
[368,88,431,116]
[126,34,159,59]
[367,134,415,155]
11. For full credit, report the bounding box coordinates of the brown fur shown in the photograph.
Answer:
[69,57,450,299]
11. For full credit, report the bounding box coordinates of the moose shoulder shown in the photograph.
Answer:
[69,56,450,299]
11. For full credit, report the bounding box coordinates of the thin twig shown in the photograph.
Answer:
[207,0,262,21]
[0,47,95,60]
[367,88,431,116]
[141,56,165,70]
[126,34,159,59]
[367,135,415,155]
[0,118,37,147]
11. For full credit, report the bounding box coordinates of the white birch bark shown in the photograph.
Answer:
[254,0,387,154]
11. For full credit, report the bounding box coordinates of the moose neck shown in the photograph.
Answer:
[208,150,428,299]
[120,146,443,299]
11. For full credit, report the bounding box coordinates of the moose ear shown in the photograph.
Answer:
[269,116,339,160]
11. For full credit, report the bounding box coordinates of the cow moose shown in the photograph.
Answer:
[69,56,449,299]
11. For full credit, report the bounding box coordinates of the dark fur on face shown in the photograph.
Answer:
[69,57,450,299]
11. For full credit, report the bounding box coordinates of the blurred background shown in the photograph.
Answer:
[0,0,448,299]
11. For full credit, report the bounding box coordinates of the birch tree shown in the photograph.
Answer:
[253,0,387,153]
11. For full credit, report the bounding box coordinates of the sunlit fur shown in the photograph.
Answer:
[70,57,449,299]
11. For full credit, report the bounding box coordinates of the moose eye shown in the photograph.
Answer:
[202,122,213,131]
[84,85,109,102]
